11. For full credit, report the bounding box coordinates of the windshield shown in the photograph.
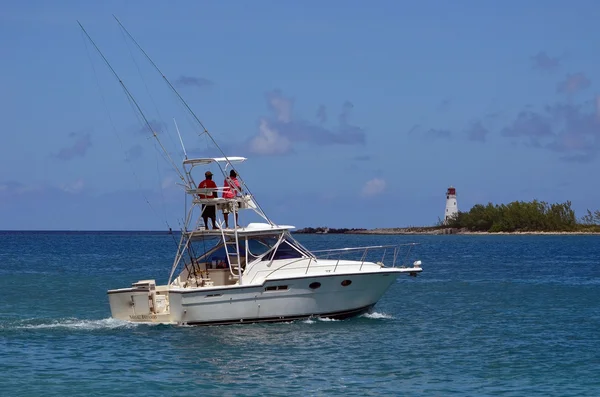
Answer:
[190,234,305,264]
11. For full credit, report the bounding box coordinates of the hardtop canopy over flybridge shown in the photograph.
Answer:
[80,16,424,326]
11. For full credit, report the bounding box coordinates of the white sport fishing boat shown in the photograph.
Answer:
[107,156,423,325]
[78,18,423,326]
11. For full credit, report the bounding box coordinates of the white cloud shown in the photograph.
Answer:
[241,90,366,157]
[61,178,84,194]
[161,176,174,190]
[0,181,43,197]
[556,73,591,95]
[248,118,292,155]
[267,91,293,123]
[360,178,386,197]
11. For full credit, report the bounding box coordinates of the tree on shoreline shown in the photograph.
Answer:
[295,201,600,234]
[445,200,600,232]
[580,209,600,226]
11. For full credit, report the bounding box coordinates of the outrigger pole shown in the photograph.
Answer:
[112,15,274,225]
[77,21,186,185]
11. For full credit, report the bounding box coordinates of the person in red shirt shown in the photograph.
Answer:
[222,169,242,228]
[198,171,218,229]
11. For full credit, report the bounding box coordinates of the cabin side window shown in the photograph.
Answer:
[265,285,288,291]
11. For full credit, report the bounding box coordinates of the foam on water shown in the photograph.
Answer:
[361,311,393,319]
[11,317,150,330]
[315,316,340,322]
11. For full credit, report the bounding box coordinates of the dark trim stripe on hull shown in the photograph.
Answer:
[183,304,374,326]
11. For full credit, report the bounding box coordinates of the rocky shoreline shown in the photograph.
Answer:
[293,227,600,235]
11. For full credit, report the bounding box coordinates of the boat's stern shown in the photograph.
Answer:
[107,279,174,324]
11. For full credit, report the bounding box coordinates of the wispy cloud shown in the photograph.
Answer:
[465,121,490,143]
[248,119,292,155]
[338,101,354,125]
[557,73,591,95]
[56,132,92,161]
[174,76,213,89]
[426,128,452,140]
[246,90,366,156]
[360,178,386,197]
[500,110,554,147]
[502,100,600,161]
[61,178,84,194]
[0,181,41,196]
[407,124,421,135]
[316,105,327,123]
[268,90,293,123]
[531,51,561,72]
[437,98,451,112]
[405,52,599,162]
[161,176,174,190]
[125,144,143,162]
[408,124,452,140]
[136,119,167,136]
[411,97,600,163]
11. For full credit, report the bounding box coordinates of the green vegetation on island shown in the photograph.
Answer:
[293,227,367,234]
[444,200,600,233]
[294,200,600,234]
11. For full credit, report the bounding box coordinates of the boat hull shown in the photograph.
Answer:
[184,304,375,326]
[108,270,405,326]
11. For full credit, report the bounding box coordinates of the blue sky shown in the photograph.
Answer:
[1,0,600,230]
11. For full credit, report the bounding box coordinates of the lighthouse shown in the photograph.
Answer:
[444,186,458,223]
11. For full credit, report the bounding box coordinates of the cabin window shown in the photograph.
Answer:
[247,238,275,257]
[309,282,321,289]
[262,241,303,261]
[341,280,352,287]
[265,285,288,291]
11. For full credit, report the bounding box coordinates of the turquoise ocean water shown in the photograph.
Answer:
[1,232,599,396]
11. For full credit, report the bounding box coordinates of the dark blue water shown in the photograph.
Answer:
[1,232,599,396]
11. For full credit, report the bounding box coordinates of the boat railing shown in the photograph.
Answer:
[311,243,419,271]
[250,243,420,283]
[185,189,255,208]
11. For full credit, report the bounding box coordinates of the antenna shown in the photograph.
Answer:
[173,118,188,160]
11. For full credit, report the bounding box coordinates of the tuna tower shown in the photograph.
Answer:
[444,186,458,223]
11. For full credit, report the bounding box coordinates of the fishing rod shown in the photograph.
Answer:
[112,15,274,225]
[77,20,187,186]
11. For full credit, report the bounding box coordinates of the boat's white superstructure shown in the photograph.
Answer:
[77,18,423,326]
[107,157,423,325]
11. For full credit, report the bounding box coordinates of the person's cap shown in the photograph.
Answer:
[205,171,213,176]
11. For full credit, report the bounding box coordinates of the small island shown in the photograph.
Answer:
[293,200,600,235]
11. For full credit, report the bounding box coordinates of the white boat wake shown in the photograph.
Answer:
[12,317,157,330]
[360,311,393,319]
